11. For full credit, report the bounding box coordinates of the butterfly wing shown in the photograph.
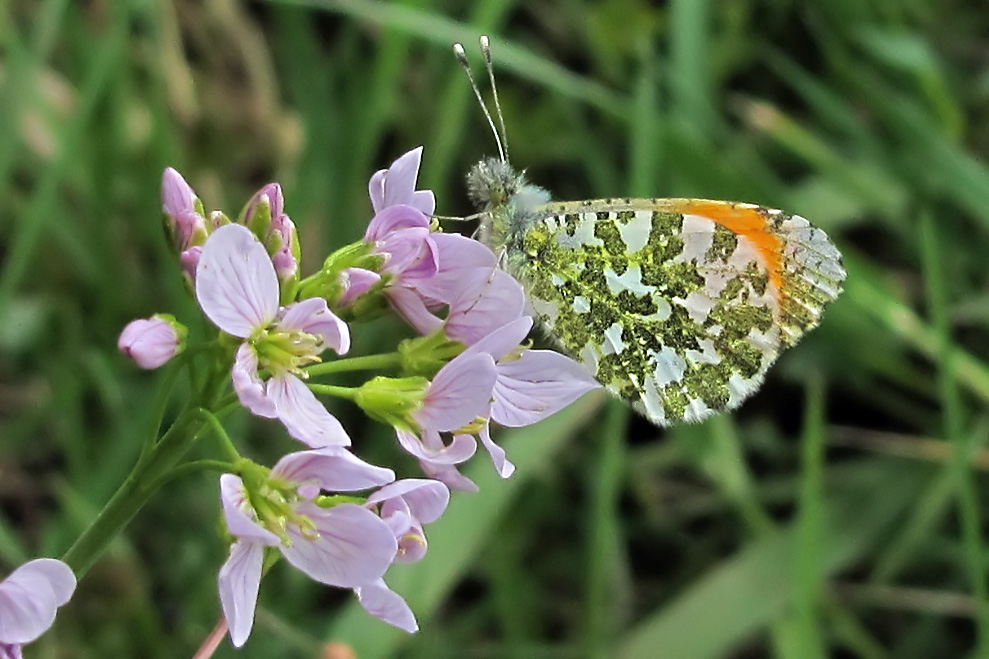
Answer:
[501,197,845,426]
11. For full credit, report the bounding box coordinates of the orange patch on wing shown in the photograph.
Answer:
[681,200,785,296]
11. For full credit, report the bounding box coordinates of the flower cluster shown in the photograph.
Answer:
[112,147,600,648]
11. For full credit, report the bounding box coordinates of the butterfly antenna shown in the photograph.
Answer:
[454,40,507,164]
[480,35,510,162]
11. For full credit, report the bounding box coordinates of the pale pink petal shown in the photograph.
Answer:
[180,246,201,283]
[419,460,479,493]
[478,423,515,478]
[396,429,476,465]
[445,268,525,345]
[368,479,450,524]
[277,298,351,355]
[464,316,534,363]
[267,374,351,447]
[355,579,418,633]
[491,350,601,427]
[338,268,381,307]
[0,559,75,645]
[365,205,429,243]
[218,540,264,648]
[416,353,497,432]
[272,447,394,492]
[410,189,435,217]
[196,224,279,337]
[281,503,397,588]
[376,227,435,277]
[162,167,197,216]
[386,288,444,336]
[231,344,277,418]
[368,169,387,215]
[219,474,280,545]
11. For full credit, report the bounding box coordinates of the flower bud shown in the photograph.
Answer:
[118,314,187,369]
[162,168,207,251]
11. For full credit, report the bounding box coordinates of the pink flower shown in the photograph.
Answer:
[416,317,601,484]
[386,350,497,471]
[353,479,450,633]
[218,448,398,647]
[0,559,76,656]
[196,224,351,447]
[118,314,187,369]
[368,147,435,216]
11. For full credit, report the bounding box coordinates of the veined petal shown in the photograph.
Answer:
[396,429,476,465]
[281,503,397,588]
[381,147,423,209]
[386,288,444,336]
[365,205,429,243]
[219,475,280,545]
[464,316,534,363]
[218,540,264,648]
[416,353,497,432]
[0,559,75,645]
[267,374,351,447]
[478,423,515,478]
[196,224,280,337]
[272,447,394,492]
[232,344,277,418]
[367,479,450,525]
[445,268,525,345]
[277,298,351,355]
[355,579,418,633]
[419,460,479,493]
[491,350,601,427]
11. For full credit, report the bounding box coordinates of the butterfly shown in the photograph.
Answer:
[455,38,846,427]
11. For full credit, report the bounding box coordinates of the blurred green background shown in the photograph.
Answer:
[2,0,989,657]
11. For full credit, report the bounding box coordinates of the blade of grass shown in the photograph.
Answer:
[919,207,989,653]
[616,462,921,659]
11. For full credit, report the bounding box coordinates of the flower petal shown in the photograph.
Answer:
[416,353,497,432]
[219,474,280,545]
[445,268,525,345]
[367,479,450,525]
[464,316,534,363]
[338,268,382,307]
[232,343,278,418]
[267,374,351,447]
[396,429,476,465]
[218,540,264,648]
[196,224,280,337]
[0,559,75,645]
[491,350,601,427]
[272,447,395,492]
[419,460,479,493]
[365,205,429,243]
[162,167,197,216]
[277,298,351,355]
[478,423,515,478]
[118,316,185,369]
[355,579,418,633]
[281,503,397,588]
[386,288,444,336]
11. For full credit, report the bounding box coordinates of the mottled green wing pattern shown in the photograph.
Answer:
[498,198,845,426]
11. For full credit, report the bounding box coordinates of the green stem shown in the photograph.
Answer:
[197,408,242,462]
[61,407,206,576]
[309,383,359,400]
[306,352,402,376]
